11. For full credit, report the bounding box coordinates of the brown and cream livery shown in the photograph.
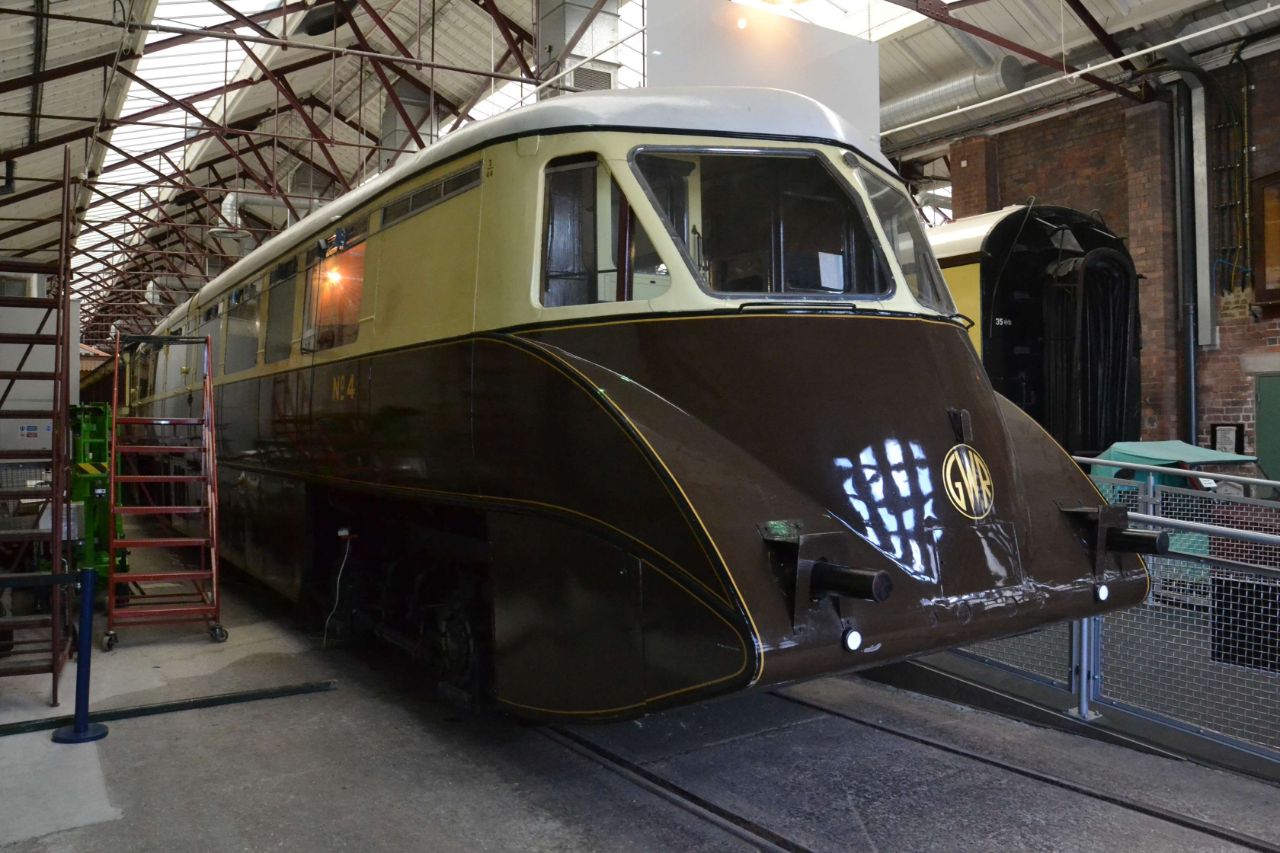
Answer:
[121,87,1155,720]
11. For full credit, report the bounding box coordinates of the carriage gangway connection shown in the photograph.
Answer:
[103,335,227,650]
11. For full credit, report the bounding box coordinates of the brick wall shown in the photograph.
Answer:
[949,135,999,218]
[1197,291,1258,444]
[1195,51,1280,452]
[1124,100,1183,441]
[944,53,1280,453]
[995,98,1130,231]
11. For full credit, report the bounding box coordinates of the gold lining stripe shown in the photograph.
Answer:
[495,559,749,717]
[505,336,765,683]
[490,336,731,604]
[256,466,733,612]
[516,310,962,337]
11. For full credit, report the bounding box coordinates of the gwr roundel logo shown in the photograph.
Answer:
[942,444,995,520]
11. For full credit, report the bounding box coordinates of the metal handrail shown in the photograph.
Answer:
[1072,455,1280,490]
[1127,511,1280,548]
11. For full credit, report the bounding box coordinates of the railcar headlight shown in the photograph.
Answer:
[1096,583,1110,603]
[841,628,863,652]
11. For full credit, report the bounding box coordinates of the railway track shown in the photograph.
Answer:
[543,726,813,853]
[772,692,1280,853]
[546,690,1280,853]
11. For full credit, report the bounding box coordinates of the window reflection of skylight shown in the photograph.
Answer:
[730,0,924,42]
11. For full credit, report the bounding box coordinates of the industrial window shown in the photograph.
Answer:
[381,163,482,229]
[540,154,669,307]
[224,282,261,374]
[303,219,368,351]
[265,258,298,364]
[632,149,892,299]
[1252,172,1280,304]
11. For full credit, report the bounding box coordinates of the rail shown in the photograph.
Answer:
[1071,455,1279,490]
[1127,512,1280,549]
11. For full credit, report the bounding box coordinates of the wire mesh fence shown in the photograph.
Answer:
[0,462,52,539]
[956,466,1280,760]
[0,462,50,493]
[962,620,1074,686]
[1098,484,1280,753]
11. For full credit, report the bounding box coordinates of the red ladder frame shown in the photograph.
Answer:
[105,335,225,645]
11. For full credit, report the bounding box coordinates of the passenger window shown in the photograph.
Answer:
[303,220,367,351]
[224,281,261,374]
[265,258,297,364]
[540,154,670,307]
[197,302,223,376]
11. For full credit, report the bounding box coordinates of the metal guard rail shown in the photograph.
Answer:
[1072,455,1280,490]
[1126,511,1280,549]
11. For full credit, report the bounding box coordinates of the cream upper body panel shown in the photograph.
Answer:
[473,131,943,333]
[137,87,956,399]
[169,86,895,322]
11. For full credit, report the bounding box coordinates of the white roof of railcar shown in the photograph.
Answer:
[156,87,893,328]
[927,205,1027,261]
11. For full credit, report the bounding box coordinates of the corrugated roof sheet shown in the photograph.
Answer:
[5,0,1279,339]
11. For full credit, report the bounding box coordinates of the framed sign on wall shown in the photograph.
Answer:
[1252,172,1280,304]
[1211,422,1245,455]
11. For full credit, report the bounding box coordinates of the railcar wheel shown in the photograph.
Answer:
[429,580,490,711]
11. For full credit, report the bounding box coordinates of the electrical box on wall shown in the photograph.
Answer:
[645,0,880,147]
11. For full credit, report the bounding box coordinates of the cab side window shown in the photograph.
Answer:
[540,154,669,307]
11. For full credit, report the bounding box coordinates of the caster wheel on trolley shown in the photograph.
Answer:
[101,632,117,652]
[209,625,229,643]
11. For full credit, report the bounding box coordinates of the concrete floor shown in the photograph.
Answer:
[2,576,1278,852]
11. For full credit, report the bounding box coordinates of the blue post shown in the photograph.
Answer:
[52,570,108,744]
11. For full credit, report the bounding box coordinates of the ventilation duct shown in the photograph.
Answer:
[537,0,621,99]
[880,54,1025,131]
[378,78,435,171]
[209,191,322,238]
[292,0,355,38]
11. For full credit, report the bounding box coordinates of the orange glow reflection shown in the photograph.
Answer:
[310,243,365,349]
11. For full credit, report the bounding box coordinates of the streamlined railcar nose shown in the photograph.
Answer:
[521,310,1149,694]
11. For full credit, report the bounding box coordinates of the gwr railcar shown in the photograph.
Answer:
[122,88,1152,720]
